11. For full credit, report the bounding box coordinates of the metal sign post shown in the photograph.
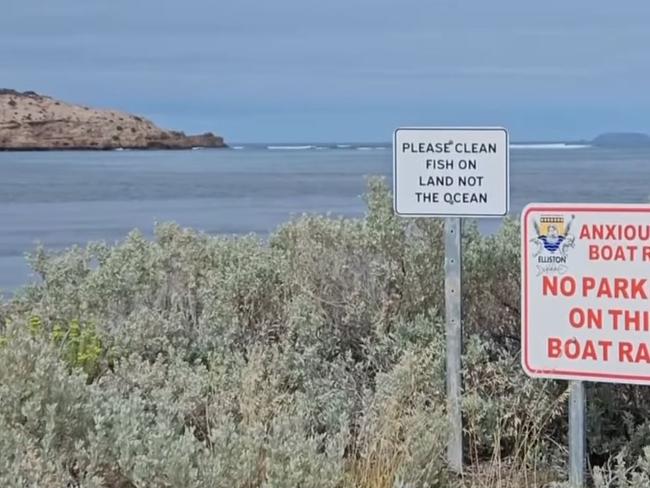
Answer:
[393,127,509,474]
[445,217,463,473]
[521,204,650,487]
[569,381,586,487]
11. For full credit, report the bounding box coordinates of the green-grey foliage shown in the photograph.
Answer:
[1,177,649,487]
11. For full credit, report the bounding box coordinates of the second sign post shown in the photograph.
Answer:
[522,204,650,486]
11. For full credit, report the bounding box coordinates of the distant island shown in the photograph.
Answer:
[0,89,226,150]
[590,132,650,148]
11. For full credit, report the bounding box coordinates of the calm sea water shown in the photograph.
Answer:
[1,144,649,291]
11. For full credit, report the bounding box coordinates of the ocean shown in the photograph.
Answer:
[1,143,649,292]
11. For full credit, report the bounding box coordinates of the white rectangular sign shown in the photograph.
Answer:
[393,127,509,217]
[522,203,650,385]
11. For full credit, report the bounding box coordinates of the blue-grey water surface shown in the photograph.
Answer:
[1,144,649,291]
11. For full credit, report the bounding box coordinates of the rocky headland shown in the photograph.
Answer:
[0,89,226,150]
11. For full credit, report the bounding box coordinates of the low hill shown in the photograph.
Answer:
[0,89,226,150]
[591,132,650,148]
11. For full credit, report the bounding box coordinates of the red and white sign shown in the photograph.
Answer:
[522,203,650,385]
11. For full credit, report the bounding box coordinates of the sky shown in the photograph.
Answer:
[2,0,649,142]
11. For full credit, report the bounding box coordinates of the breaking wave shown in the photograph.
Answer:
[510,143,591,149]
[267,145,315,150]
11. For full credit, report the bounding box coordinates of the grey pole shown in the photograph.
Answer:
[445,217,463,473]
[569,380,586,487]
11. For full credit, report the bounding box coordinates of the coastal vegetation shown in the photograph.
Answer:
[2,178,650,487]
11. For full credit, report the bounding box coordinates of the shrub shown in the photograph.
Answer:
[2,178,650,486]
[0,327,95,486]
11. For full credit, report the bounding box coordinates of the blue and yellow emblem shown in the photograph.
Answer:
[533,214,575,254]
[538,215,565,252]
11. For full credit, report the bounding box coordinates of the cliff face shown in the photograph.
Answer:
[0,89,226,150]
